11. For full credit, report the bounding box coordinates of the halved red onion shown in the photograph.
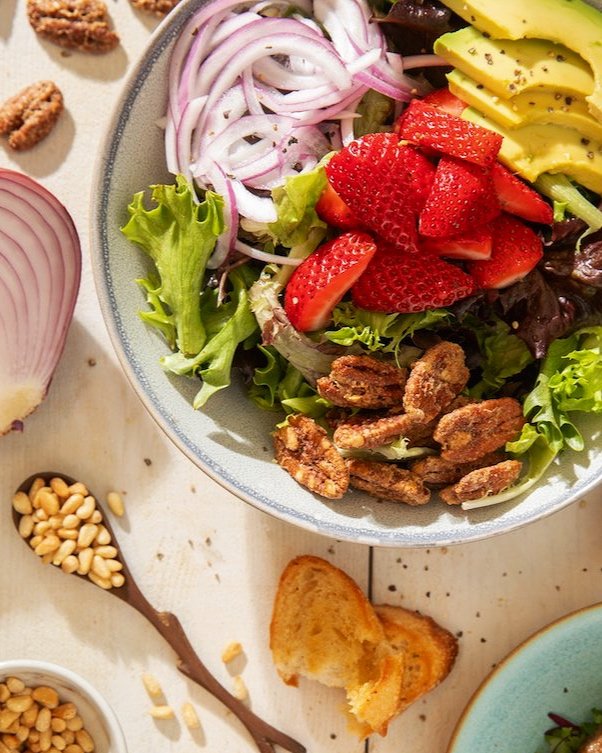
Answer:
[0,169,81,435]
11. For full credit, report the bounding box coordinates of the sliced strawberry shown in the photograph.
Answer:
[325,132,436,252]
[398,100,503,168]
[284,231,377,332]
[491,162,554,225]
[419,156,500,238]
[421,88,468,117]
[351,243,478,314]
[315,182,360,230]
[467,213,543,289]
[421,224,493,260]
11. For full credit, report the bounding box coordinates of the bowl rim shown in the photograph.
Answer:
[445,600,602,752]
[0,659,128,753]
[89,0,602,548]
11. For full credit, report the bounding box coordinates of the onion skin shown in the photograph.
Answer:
[0,169,81,435]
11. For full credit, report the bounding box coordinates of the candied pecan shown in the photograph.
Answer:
[348,459,430,505]
[434,398,525,463]
[333,412,434,450]
[130,0,179,14]
[0,81,63,151]
[317,355,407,410]
[439,460,523,505]
[403,341,469,422]
[27,0,119,53]
[410,451,505,487]
[274,415,349,499]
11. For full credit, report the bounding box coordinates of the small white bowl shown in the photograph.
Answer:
[0,660,127,753]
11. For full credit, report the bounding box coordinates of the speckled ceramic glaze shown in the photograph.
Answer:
[90,0,602,547]
[447,603,602,753]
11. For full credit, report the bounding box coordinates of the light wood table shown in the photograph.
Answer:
[2,4,602,752]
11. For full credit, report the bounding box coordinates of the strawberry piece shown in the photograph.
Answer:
[419,156,500,238]
[421,88,468,117]
[325,132,436,251]
[467,213,543,289]
[421,224,493,260]
[284,231,377,332]
[491,162,554,225]
[315,182,360,230]
[351,243,478,314]
[398,100,503,168]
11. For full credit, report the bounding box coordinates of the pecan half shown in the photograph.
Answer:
[403,341,469,422]
[27,0,120,53]
[317,355,407,410]
[439,460,523,505]
[348,459,430,505]
[274,415,349,499]
[129,0,179,15]
[434,398,525,463]
[0,81,63,151]
[333,412,434,450]
[410,451,505,487]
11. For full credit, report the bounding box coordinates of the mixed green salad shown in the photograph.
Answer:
[539,709,602,752]
[122,0,602,508]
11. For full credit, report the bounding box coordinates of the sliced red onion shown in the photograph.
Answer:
[235,239,303,266]
[231,180,278,223]
[0,169,80,436]
[402,54,448,70]
[205,163,238,270]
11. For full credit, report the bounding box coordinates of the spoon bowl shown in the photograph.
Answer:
[12,471,306,753]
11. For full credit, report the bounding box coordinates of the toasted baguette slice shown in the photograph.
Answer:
[270,555,404,736]
[374,604,458,712]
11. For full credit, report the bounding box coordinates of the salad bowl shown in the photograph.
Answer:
[447,602,602,753]
[90,0,602,547]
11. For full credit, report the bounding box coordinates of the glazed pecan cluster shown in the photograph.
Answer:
[273,343,525,506]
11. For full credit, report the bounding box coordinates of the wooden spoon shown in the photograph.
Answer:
[12,472,305,753]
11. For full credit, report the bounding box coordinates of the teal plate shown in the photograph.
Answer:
[448,603,602,753]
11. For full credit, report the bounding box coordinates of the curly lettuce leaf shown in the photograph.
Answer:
[542,708,602,753]
[161,268,258,408]
[122,175,224,357]
[268,164,328,251]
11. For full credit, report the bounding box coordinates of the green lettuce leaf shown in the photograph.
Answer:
[354,90,394,138]
[122,175,224,357]
[337,436,435,461]
[161,268,258,408]
[542,708,602,753]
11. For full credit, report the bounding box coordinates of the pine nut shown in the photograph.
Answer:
[59,495,83,516]
[41,553,55,565]
[76,549,93,576]
[0,711,18,731]
[52,540,77,567]
[37,491,60,516]
[76,524,97,549]
[62,731,75,745]
[105,560,123,572]
[18,516,34,539]
[110,573,125,588]
[61,515,80,530]
[221,641,243,664]
[106,491,125,517]
[1,735,19,750]
[64,744,83,753]
[0,687,9,704]
[87,572,112,590]
[29,535,43,550]
[32,688,59,710]
[57,530,78,541]
[33,522,52,536]
[50,718,66,733]
[148,705,174,720]
[61,556,79,574]
[33,509,48,522]
[49,477,70,500]
[35,707,51,732]
[5,681,24,696]
[51,734,66,751]
[93,527,111,547]
[75,497,95,520]
[28,478,46,502]
[16,725,29,742]
[39,727,52,751]
[89,510,102,524]
[93,545,117,559]
[53,705,76,721]
[12,492,32,515]
[181,702,200,729]
[232,676,248,702]
[91,555,111,580]
[141,673,162,698]
[34,535,61,557]
[6,695,33,714]
[65,717,82,733]
[67,483,88,497]
[21,703,39,727]
[48,516,63,530]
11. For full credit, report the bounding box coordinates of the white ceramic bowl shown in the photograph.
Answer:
[90,0,602,547]
[0,660,127,753]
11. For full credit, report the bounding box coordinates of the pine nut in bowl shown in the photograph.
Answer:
[0,659,127,753]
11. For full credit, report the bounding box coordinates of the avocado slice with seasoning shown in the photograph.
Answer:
[437,0,602,120]
[463,106,602,193]
[447,69,602,142]
[434,27,593,100]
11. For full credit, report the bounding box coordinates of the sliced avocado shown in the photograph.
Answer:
[463,107,602,193]
[434,27,593,100]
[447,69,602,142]
[438,0,602,119]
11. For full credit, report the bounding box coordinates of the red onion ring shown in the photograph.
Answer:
[0,169,81,435]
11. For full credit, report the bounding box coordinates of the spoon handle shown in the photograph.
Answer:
[126,582,306,753]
